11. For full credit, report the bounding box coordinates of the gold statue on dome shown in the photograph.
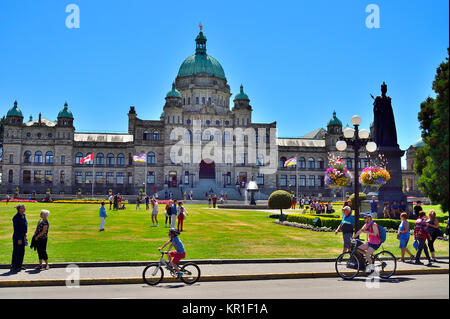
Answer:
[199,22,203,31]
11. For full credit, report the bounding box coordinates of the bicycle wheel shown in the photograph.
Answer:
[142,263,164,286]
[335,252,360,280]
[180,263,201,285]
[373,250,397,279]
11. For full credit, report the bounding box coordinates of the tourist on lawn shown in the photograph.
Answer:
[208,195,212,208]
[189,190,193,200]
[145,195,150,211]
[177,202,188,232]
[136,196,141,210]
[370,196,378,219]
[224,192,227,202]
[113,194,118,210]
[11,204,28,273]
[170,200,178,228]
[164,200,173,227]
[151,199,159,227]
[413,201,423,220]
[335,206,354,253]
[383,202,391,219]
[212,194,218,208]
[31,209,50,270]
[99,202,107,231]
[391,200,400,219]
[108,194,113,210]
[397,212,415,262]
[291,195,297,209]
[414,211,433,266]
[426,210,441,262]
[6,194,10,205]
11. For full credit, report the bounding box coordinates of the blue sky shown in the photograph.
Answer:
[1,0,448,163]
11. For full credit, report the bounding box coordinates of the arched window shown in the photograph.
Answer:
[106,153,115,166]
[147,152,156,164]
[23,151,32,163]
[195,130,202,141]
[202,97,206,104]
[143,131,150,140]
[75,152,83,164]
[317,157,324,169]
[117,154,125,166]
[34,151,43,164]
[8,170,13,183]
[170,130,176,140]
[214,131,221,143]
[203,130,211,141]
[257,154,264,166]
[45,151,54,164]
[96,153,104,165]
[224,131,231,142]
[185,130,191,143]
[195,97,199,104]
[188,97,191,105]
[280,156,287,168]
[153,131,160,141]
[208,97,211,104]
[299,157,306,169]
[308,158,315,169]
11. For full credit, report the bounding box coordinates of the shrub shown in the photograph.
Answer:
[268,190,292,215]
[349,192,367,210]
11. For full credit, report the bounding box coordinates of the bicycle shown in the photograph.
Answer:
[142,251,201,285]
[335,239,397,280]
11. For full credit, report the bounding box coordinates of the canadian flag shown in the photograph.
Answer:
[80,152,94,164]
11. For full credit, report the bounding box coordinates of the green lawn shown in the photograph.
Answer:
[0,203,448,264]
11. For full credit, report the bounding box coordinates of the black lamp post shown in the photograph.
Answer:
[336,115,377,234]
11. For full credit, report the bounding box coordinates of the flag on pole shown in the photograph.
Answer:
[284,157,297,167]
[80,152,94,164]
[133,154,147,162]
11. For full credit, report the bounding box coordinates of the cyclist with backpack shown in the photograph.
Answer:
[353,212,384,273]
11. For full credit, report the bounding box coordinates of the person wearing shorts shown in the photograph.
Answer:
[151,199,159,227]
[397,212,414,262]
[335,206,354,253]
[159,228,186,279]
[354,212,381,273]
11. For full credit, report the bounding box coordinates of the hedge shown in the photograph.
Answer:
[270,214,447,234]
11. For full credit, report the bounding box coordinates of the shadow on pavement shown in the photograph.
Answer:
[339,277,416,284]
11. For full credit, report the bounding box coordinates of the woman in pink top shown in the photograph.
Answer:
[354,212,380,271]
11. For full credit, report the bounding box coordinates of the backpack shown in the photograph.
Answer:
[376,223,386,244]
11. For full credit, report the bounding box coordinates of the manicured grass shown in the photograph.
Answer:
[0,203,448,264]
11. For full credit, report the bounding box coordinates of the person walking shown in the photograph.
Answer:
[189,190,193,200]
[397,212,415,262]
[335,206,355,253]
[108,194,113,210]
[6,194,10,205]
[164,200,173,227]
[113,195,118,211]
[291,195,297,210]
[370,196,378,219]
[145,195,150,211]
[177,202,188,232]
[208,195,212,208]
[11,204,28,273]
[136,196,141,211]
[224,192,227,202]
[413,211,433,266]
[170,199,178,229]
[212,194,217,208]
[151,199,159,227]
[426,210,441,262]
[99,202,107,231]
[31,209,50,270]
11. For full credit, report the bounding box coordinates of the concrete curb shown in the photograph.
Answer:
[1,257,448,269]
[0,268,447,287]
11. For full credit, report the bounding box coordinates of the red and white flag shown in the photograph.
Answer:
[80,152,94,164]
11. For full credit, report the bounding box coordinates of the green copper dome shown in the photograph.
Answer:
[57,102,74,118]
[166,83,182,98]
[412,138,425,148]
[177,31,226,79]
[7,101,23,117]
[327,111,342,126]
[234,84,249,101]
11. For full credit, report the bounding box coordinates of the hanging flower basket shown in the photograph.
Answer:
[325,159,352,188]
[360,167,390,187]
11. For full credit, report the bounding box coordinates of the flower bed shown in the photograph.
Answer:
[0,199,38,203]
[53,200,129,204]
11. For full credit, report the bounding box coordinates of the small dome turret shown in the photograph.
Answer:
[7,100,24,118]
[57,101,74,119]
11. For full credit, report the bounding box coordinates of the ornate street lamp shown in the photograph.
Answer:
[335,115,377,234]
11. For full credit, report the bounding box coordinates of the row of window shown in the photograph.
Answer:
[182,96,227,107]
[279,157,370,169]
[279,175,325,187]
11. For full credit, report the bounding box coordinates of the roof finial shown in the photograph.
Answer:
[199,22,203,32]
[64,101,68,108]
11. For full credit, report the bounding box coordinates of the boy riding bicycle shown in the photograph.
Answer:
[353,212,381,273]
[158,228,186,279]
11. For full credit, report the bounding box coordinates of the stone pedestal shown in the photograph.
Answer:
[376,147,406,217]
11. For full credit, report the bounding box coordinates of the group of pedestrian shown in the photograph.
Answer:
[10,204,50,273]
[108,194,126,210]
[164,200,188,231]
[207,194,219,208]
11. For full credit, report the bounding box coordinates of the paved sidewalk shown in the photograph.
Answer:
[0,258,447,287]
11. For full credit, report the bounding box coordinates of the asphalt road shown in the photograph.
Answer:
[0,274,447,299]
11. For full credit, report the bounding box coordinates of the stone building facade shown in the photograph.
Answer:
[1,30,385,199]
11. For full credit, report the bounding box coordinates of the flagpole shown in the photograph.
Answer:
[296,154,298,201]
[92,153,95,197]
[145,156,148,196]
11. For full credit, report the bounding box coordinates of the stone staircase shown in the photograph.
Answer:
[154,179,270,201]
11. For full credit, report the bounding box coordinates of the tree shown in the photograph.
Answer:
[268,190,292,220]
[415,49,449,212]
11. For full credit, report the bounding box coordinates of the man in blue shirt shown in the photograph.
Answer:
[159,228,186,279]
[370,196,378,218]
[335,206,355,252]
[99,202,107,231]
